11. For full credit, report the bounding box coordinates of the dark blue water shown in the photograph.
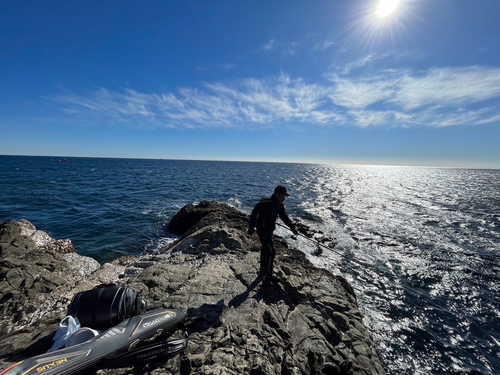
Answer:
[1,155,499,374]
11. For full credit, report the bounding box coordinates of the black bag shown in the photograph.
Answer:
[67,283,147,331]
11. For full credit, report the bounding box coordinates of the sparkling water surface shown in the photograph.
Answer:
[1,155,499,374]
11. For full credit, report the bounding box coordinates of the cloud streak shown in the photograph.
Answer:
[52,65,500,130]
[394,66,500,110]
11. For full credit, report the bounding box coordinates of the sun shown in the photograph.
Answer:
[376,0,400,17]
[339,0,414,51]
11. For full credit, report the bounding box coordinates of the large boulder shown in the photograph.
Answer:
[168,201,249,237]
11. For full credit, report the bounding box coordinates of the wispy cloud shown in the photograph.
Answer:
[349,109,394,128]
[217,63,237,70]
[313,39,336,51]
[326,65,500,126]
[52,74,340,129]
[51,63,500,130]
[340,54,382,74]
[260,38,276,51]
[259,38,301,57]
[328,74,396,109]
[393,66,500,110]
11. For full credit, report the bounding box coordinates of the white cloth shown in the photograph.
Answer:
[48,315,81,352]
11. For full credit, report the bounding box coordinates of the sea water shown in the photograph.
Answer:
[1,155,499,374]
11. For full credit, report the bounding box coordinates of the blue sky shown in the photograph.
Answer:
[1,0,499,168]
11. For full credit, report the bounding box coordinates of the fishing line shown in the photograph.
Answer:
[276,222,372,270]
[277,222,445,308]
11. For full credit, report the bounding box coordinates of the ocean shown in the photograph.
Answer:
[1,155,499,374]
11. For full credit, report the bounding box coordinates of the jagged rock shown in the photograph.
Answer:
[0,203,385,375]
[110,255,138,266]
[0,220,125,360]
[168,201,249,237]
[64,253,101,277]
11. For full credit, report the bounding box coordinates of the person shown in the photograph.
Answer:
[248,185,298,277]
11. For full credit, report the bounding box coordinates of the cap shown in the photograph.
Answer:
[274,185,291,196]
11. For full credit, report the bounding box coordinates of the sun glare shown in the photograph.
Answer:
[376,0,400,17]
[341,0,414,52]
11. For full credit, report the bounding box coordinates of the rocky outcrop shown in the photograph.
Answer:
[0,219,122,358]
[0,202,385,374]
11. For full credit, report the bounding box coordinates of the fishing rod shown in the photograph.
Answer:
[276,222,372,270]
[278,221,415,284]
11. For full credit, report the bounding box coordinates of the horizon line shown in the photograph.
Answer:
[1,154,498,171]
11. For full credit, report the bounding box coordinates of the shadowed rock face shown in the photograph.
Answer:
[0,203,386,375]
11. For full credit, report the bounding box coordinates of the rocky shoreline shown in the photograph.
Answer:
[0,201,386,374]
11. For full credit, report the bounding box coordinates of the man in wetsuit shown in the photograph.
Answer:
[248,185,298,277]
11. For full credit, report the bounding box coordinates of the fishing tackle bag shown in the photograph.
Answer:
[67,283,147,331]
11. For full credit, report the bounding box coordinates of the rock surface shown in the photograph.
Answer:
[0,202,385,374]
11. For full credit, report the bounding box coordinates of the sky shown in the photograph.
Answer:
[1,0,500,168]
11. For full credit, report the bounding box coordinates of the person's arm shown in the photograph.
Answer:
[278,204,298,234]
[248,203,260,235]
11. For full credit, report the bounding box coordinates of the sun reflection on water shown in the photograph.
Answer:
[290,164,499,374]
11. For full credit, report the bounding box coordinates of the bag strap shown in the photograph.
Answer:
[91,287,107,329]
[135,295,147,315]
[94,282,117,289]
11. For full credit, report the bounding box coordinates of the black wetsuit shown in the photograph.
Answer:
[249,195,296,276]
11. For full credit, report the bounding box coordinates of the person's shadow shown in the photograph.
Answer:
[228,275,264,308]
[228,274,291,308]
[186,299,225,332]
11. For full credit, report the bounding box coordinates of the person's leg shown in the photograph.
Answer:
[258,230,272,275]
[268,240,276,276]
